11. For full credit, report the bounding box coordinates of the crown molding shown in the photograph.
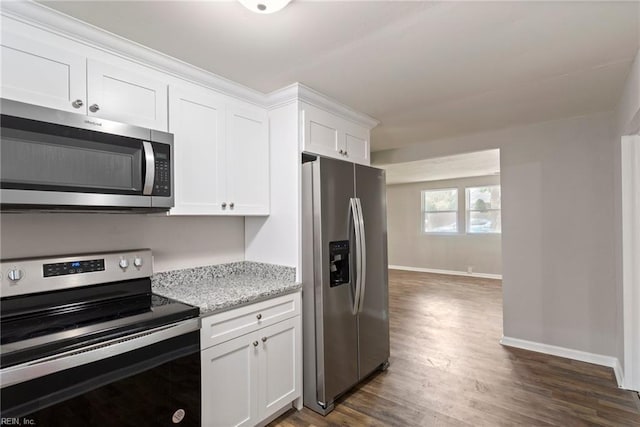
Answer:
[266,83,380,129]
[1,1,379,127]
[0,0,266,106]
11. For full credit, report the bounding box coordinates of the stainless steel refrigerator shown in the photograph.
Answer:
[302,155,390,415]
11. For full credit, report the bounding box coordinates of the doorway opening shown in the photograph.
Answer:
[381,148,502,280]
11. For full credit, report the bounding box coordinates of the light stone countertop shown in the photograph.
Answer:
[151,261,300,316]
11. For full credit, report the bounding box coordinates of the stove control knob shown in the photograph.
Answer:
[119,258,129,270]
[8,269,23,282]
[133,257,143,268]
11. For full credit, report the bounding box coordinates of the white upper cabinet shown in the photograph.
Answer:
[0,32,86,113]
[169,85,269,216]
[226,103,270,215]
[0,31,168,131]
[301,102,371,165]
[87,59,168,130]
[169,85,227,215]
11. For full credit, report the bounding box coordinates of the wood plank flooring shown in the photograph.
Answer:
[270,269,640,426]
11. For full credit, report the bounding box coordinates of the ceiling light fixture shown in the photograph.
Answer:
[239,0,292,14]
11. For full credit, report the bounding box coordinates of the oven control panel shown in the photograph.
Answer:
[1,249,153,298]
[44,259,105,277]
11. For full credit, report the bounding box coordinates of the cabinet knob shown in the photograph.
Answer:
[339,149,344,154]
[344,151,348,156]
[229,202,235,209]
[221,202,227,209]
[89,104,100,113]
[256,314,262,320]
[253,341,259,347]
[72,99,84,109]
[261,337,267,343]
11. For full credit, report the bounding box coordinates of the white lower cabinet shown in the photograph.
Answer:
[202,334,258,427]
[201,293,302,427]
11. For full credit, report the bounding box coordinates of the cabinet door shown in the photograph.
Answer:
[301,103,343,159]
[201,334,259,427]
[226,103,270,215]
[343,122,371,166]
[0,32,86,113]
[257,317,301,421]
[168,85,227,215]
[87,59,168,130]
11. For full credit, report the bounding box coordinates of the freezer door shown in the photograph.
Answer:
[314,157,359,404]
[355,164,390,378]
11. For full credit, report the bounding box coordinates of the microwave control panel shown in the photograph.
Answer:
[152,143,171,197]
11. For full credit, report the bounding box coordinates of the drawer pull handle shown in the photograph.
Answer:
[262,337,267,343]
[253,341,259,347]
[256,314,262,320]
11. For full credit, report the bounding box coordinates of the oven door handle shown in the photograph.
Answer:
[0,318,199,389]
[142,141,155,195]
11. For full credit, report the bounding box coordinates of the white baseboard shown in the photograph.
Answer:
[388,265,502,280]
[500,336,624,388]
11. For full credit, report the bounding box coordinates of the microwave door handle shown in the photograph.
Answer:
[142,141,155,195]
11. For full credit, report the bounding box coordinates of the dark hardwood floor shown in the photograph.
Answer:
[271,269,640,426]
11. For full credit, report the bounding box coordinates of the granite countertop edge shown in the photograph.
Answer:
[198,283,302,317]
[151,261,300,317]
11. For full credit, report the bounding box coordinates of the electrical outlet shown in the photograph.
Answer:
[467,266,473,274]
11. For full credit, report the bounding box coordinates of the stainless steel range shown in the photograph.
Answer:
[0,249,200,426]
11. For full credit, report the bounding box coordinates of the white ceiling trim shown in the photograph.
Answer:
[266,83,380,128]
[381,149,500,185]
[2,1,381,128]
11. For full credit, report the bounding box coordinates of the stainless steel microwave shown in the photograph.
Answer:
[0,99,173,211]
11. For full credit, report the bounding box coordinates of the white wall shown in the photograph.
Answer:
[374,111,618,358]
[615,46,640,387]
[0,214,245,272]
[245,102,300,279]
[387,175,502,275]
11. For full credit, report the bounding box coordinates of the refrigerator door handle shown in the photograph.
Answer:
[355,198,367,313]
[350,198,363,316]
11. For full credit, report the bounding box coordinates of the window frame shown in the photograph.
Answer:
[421,188,459,234]
[465,185,502,234]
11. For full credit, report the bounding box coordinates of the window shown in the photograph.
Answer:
[422,188,458,233]
[466,185,501,233]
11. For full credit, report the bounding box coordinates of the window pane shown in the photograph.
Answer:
[424,212,458,233]
[467,186,501,211]
[423,189,457,212]
[468,211,501,233]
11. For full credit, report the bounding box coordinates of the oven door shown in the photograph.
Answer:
[0,320,200,426]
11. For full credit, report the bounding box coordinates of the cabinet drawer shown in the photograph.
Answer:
[201,292,300,349]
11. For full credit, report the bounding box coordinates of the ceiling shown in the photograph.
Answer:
[39,1,639,152]
[382,149,500,185]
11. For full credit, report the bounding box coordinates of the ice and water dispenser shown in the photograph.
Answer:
[329,240,350,287]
